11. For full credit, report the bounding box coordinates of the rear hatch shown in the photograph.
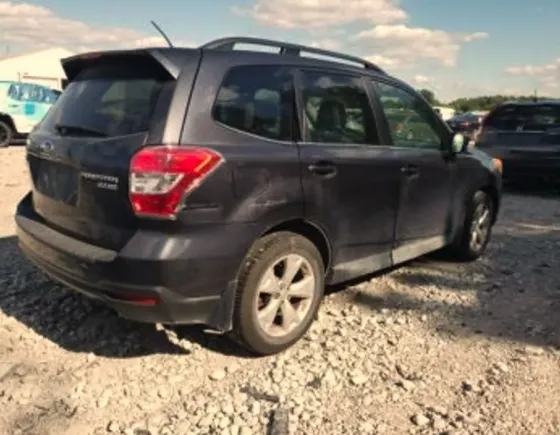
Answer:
[476,103,560,166]
[447,115,466,132]
[26,49,196,250]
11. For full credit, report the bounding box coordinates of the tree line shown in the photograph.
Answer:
[418,89,555,113]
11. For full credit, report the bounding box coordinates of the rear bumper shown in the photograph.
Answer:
[15,193,252,329]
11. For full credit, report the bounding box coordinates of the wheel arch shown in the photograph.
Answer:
[0,113,16,132]
[479,183,500,224]
[261,218,332,274]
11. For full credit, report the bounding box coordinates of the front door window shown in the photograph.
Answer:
[373,81,443,149]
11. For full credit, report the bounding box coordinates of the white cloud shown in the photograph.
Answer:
[540,75,560,89]
[506,59,560,77]
[506,58,560,92]
[460,32,489,42]
[233,0,407,29]
[411,75,432,86]
[365,54,401,69]
[236,0,488,72]
[0,1,193,55]
[309,39,343,51]
[355,25,487,68]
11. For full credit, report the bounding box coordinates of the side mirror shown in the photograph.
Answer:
[451,133,467,154]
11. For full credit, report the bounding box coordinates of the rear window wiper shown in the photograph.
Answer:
[55,124,107,138]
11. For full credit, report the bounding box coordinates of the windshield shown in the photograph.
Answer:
[484,104,560,132]
[38,63,173,138]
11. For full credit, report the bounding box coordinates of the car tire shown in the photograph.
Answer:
[231,231,325,356]
[446,190,494,262]
[0,121,13,148]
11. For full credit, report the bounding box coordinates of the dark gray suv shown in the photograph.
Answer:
[15,37,503,355]
[475,100,560,183]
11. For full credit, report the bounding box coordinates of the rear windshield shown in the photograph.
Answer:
[484,104,560,131]
[451,113,479,122]
[38,60,173,138]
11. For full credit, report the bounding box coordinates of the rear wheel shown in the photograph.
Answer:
[0,120,13,148]
[446,190,494,261]
[231,231,325,355]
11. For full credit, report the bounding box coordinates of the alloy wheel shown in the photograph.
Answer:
[255,254,316,338]
[469,202,491,252]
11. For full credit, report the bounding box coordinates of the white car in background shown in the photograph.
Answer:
[0,81,60,147]
[433,106,456,121]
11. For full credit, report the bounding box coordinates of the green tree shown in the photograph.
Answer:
[419,88,438,105]
[445,94,556,113]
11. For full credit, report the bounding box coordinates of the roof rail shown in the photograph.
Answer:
[199,36,385,74]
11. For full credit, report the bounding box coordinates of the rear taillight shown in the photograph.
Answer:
[129,146,223,219]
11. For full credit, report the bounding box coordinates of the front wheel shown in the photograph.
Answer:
[0,121,13,148]
[231,232,325,355]
[445,190,494,261]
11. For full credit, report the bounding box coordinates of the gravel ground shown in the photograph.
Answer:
[1,146,559,435]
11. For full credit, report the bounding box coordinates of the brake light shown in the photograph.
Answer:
[129,146,223,219]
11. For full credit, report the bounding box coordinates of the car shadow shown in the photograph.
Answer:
[8,137,27,146]
[346,224,560,351]
[2,210,559,358]
[0,235,249,359]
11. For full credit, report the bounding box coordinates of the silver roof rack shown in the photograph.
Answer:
[199,36,385,74]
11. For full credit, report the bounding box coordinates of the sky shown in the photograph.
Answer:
[1,0,559,102]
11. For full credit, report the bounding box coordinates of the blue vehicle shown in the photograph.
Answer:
[0,81,60,147]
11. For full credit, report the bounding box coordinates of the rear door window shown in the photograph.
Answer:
[38,61,173,138]
[485,104,560,132]
[213,65,295,142]
[299,71,378,145]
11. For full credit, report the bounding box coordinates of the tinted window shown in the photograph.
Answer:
[213,66,294,141]
[7,83,57,104]
[374,81,442,149]
[451,113,479,122]
[485,104,560,131]
[39,62,172,137]
[300,71,377,145]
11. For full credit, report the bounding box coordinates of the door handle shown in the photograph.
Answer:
[308,161,337,178]
[401,164,419,178]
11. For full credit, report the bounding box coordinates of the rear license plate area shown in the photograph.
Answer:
[29,157,79,206]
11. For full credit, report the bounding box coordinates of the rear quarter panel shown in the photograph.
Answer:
[177,52,305,235]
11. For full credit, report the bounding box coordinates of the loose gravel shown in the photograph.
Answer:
[1,147,559,435]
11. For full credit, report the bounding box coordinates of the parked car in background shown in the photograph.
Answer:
[475,100,560,183]
[447,112,484,139]
[433,106,456,121]
[51,89,63,99]
[0,81,60,147]
[15,37,502,355]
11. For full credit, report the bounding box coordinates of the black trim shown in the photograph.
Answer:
[16,214,116,262]
[17,224,225,326]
